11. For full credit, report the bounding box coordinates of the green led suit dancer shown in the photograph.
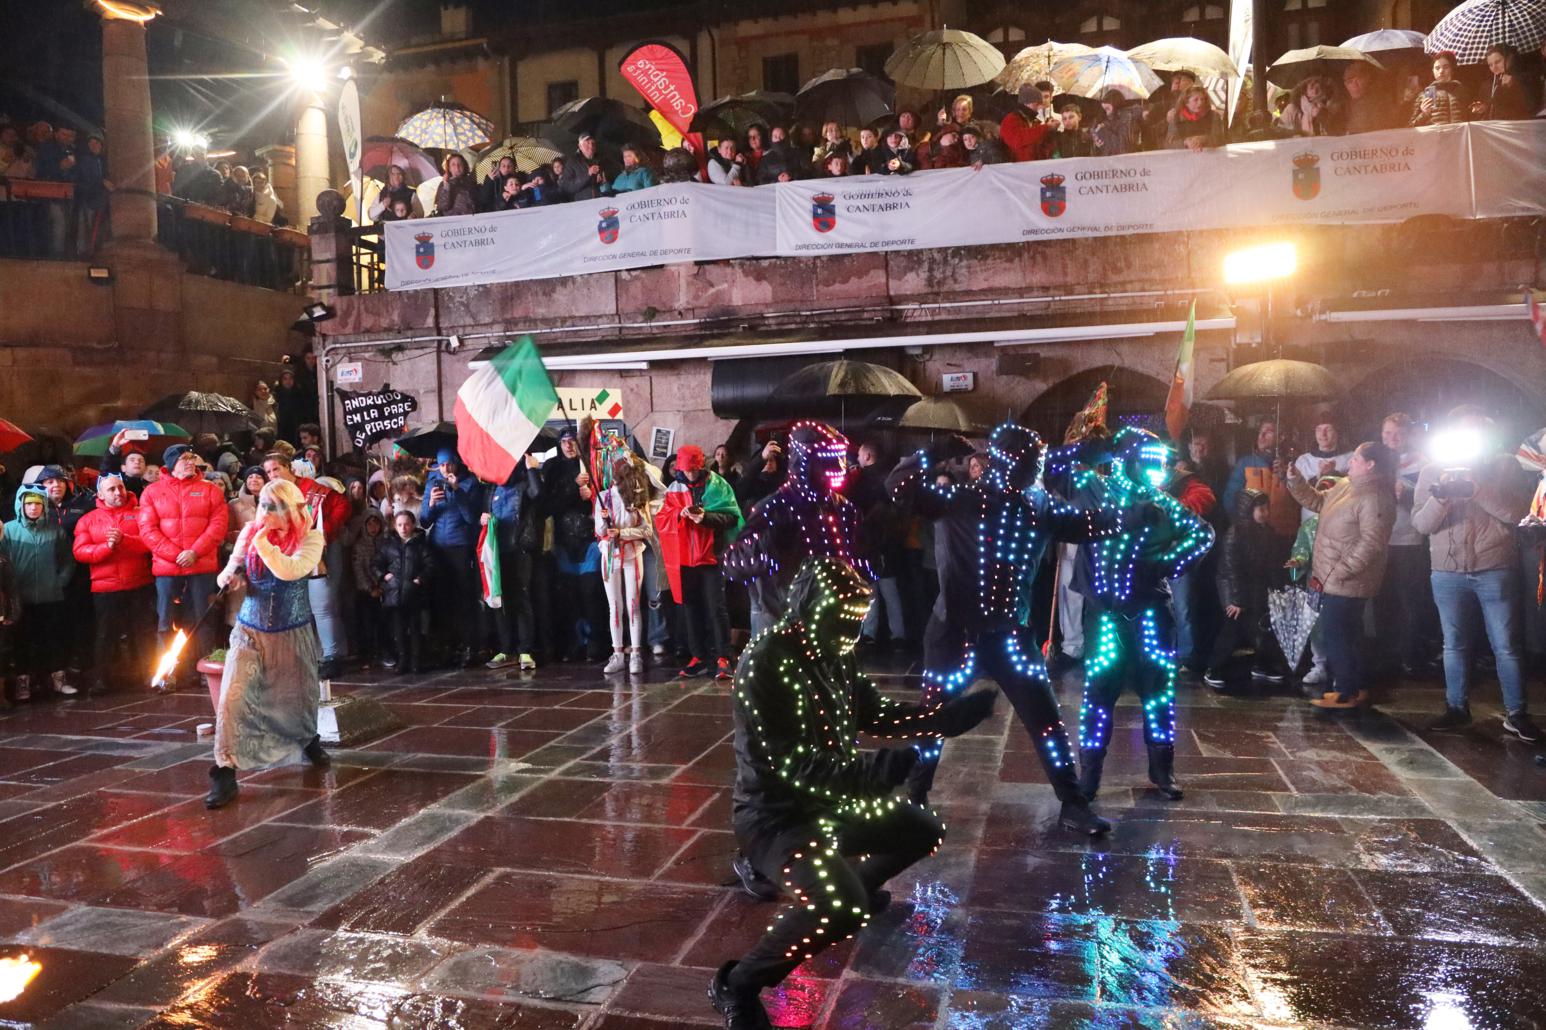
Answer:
[709,557,996,1030]
[1048,427,1214,802]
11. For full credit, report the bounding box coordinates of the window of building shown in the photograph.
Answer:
[856,42,892,79]
[1181,4,1225,22]
[1180,3,1226,45]
[1079,13,1121,34]
[763,53,800,95]
[546,80,579,116]
[1282,0,1328,49]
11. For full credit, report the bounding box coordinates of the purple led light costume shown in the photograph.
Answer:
[723,422,873,634]
[887,423,1114,832]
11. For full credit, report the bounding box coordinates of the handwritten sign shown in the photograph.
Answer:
[339,388,418,450]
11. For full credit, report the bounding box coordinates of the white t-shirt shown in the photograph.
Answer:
[1293,449,1353,522]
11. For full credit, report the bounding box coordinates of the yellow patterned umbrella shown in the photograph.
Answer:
[885,28,1007,91]
[474,136,563,179]
[396,99,495,150]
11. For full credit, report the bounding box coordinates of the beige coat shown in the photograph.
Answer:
[1410,457,1530,573]
[1287,472,1395,598]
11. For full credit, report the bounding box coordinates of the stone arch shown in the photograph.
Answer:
[1343,355,1543,444]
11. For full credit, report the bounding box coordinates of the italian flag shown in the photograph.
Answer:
[1164,300,1196,443]
[454,337,559,486]
[478,514,503,609]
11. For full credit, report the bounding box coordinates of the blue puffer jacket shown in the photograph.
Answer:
[1,486,72,604]
[488,464,540,552]
[420,470,487,549]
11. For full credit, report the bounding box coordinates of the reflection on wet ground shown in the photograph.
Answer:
[0,657,1544,1028]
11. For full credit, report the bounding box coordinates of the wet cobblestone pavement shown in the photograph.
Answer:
[1,658,1544,1028]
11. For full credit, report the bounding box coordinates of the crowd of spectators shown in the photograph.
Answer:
[0,117,114,257]
[372,44,1546,224]
[2,381,1539,750]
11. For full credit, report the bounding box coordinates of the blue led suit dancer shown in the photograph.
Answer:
[1049,427,1215,802]
[887,423,1114,836]
[724,421,873,636]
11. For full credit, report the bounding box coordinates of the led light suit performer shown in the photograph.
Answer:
[1049,427,1214,803]
[710,557,996,1030]
[887,422,1115,837]
[724,422,873,636]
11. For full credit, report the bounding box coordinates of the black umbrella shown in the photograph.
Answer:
[393,421,459,459]
[691,91,797,136]
[551,97,662,151]
[771,359,921,420]
[796,68,896,128]
[141,391,259,435]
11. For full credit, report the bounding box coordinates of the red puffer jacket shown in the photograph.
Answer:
[138,473,229,576]
[74,494,153,593]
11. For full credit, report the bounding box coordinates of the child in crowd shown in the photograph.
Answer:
[352,509,386,665]
[1203,488,1289,688]
[375,509,430,673]
[1,485,76,700]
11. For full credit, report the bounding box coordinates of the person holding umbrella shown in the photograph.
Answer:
[206,479,329,809]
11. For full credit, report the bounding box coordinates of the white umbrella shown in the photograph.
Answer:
[998,41,1095,91]
[885,28,1007,91]
[1126,37,1240,78]
[1049,46,1163,100]
[1342,28,1428,55]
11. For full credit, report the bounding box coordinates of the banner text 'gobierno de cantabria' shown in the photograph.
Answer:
[384,120,1545,291]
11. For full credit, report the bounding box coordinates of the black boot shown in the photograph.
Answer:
[1147,744,1183,801]
[1077,747,1107,802]
[1058,799,1112,837]
[205,765,238,809]
[731,852,780,902]
[302,734,331,768]
[708,962,772,1030]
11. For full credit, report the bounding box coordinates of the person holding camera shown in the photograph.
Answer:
[1412,408,1538,740]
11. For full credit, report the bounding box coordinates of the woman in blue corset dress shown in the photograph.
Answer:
[206,479,329,809]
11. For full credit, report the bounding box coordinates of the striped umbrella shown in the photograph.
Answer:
[1049,47,1163,100]
[1427,0,1546,63]
[475,136,564,179]
[884,28,1007,91]
[396,99,496,151]
[998,42,1095,92]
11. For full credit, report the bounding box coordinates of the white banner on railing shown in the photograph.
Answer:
[384,182,775,290]
[384,122,1542,292]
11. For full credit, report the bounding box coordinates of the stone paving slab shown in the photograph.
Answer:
[0,660,1542,1028]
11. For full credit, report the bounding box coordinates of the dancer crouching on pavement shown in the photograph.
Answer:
[205,480,329,809]
[711,557,996,1029]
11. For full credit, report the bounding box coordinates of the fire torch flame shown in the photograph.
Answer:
[0,953,42,1003]
[151,629,189,689]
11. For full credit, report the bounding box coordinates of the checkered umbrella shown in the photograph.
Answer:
[1427,0,1546,64]
[396,100,496,151]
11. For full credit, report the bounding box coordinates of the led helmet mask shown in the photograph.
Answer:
[1112,427,1173,490]
[984,422,1045,492]
[782,556,874,658]
[787,421,851,495]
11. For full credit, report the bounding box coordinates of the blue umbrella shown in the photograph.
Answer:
[396,99,496,151]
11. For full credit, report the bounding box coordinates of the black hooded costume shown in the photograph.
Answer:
[887,422,1114,835]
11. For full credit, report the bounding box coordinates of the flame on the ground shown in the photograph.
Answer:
[151,629,189,687]
[0,953,41,1003]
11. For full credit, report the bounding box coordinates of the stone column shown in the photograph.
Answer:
[96,0,160,244]
[295,97,330,225]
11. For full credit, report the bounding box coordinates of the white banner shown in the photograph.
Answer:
[385,182,775,290]
[384,122,1544,291]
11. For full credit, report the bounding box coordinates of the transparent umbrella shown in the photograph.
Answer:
[998,42,1095,92]
[1049,47,1164,99]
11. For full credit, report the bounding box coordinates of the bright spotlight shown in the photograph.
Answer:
[170,128,208,151]
[1223,242,1298,285]
[337,66,354,81]
[287,55,329,94]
